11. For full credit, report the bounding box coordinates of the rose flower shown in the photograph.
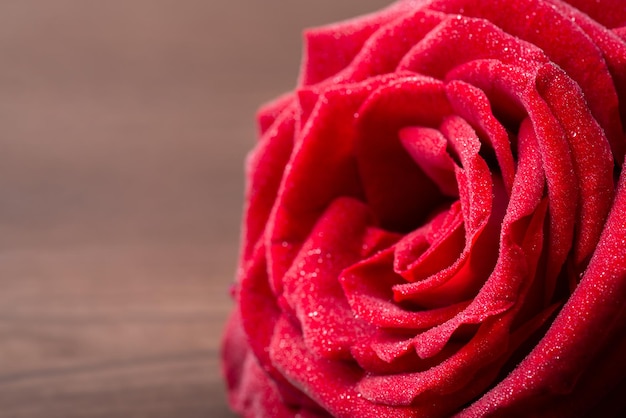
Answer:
[222,0,626,416]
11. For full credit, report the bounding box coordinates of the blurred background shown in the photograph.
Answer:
[0,1,390,417]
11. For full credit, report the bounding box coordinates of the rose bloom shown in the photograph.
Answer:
[222,0,626,416]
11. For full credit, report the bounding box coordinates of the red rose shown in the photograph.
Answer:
[222,0,626,416]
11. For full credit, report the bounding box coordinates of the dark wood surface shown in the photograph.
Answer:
[0,1,391,416]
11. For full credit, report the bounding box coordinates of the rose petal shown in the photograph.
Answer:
[299,1,414,86]
[242,104,296,262]
[394,202,465,283]
[558,0,626,28]
[445,80,516,193]
[341,246,471,330]
[269,316,416,418]
[398,14,547,76]
[399,126,458,196]
[267,76,396,294]
[336,10,446,82]
[393,202,463,275]
[409,241,527,359]
[350,330,464,375]
[357,189,551,406]
[535,63,614,270]
[238,244,318,409]
[501,119,547,315]
[449,59,577,296]
[282,197,372,359]
[392,117,504,308]
[616,26,626,41]
[502,119,545,232]
[222,311,318,417]
[358,316,512,406]
[356,75,453,231]
[460,164,626,416]
[548,0,626,161]
[393,118,547,360]
[428,0,625,161]
[257,93,296,135]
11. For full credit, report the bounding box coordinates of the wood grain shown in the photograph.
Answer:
[0,1,391,416]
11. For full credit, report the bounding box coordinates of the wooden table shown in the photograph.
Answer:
[0,1,390,416]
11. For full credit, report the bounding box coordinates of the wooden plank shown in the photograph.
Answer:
[0,247,236,417]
